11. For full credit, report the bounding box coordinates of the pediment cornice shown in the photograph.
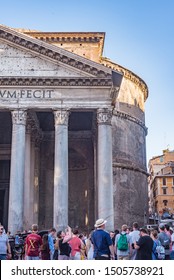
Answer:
[0,25,112,78]
[0,76,112,87]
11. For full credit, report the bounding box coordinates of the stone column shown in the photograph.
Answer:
[54,110,69,231]
[97,108,114,230]
[8,110,27,234]
[23,122,32,230]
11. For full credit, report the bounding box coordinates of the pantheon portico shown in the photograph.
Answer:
[0,25,148,234]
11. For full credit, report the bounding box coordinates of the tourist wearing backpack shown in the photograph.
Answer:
[158,224,171,260]
[165,224,172,252]
[115,224,131,260]
[150,229,165,260]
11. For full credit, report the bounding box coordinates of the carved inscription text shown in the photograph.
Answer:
[0,89,54,99]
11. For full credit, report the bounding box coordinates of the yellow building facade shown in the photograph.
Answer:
[149,150,174,217]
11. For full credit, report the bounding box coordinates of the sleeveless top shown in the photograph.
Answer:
[59,239,71,257]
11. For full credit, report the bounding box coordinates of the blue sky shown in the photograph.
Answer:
[1,0,174,163]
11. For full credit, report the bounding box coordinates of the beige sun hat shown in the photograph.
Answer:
[94,218,107,227]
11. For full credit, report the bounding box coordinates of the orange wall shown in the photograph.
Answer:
[155,177,174,214]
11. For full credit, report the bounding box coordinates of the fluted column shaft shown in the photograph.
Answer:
[97,108,114,230]
[8,110,27,234]
[54,110,69,231]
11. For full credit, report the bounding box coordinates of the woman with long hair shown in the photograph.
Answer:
[58,226,72,260]
[40,234,50,260]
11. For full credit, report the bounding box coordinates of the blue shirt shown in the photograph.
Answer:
[91,229,112,258]
[48,233,54,254]
[0,234,9,254]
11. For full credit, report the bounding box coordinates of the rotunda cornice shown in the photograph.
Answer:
[113,162,149,176]
[113,109,148,135]
[101,58,148,100]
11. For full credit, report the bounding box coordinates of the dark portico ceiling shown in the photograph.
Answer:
[36,111,93,132]
[69,112,93,131]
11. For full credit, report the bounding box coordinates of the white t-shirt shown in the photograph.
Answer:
[129,230,140,244]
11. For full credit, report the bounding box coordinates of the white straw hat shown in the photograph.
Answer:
[94,218,107,227]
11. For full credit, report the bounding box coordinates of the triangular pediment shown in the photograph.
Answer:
[0,41,88,78]
[0,24,112,78]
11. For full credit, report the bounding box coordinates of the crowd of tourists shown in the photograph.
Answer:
[0,220,174,260]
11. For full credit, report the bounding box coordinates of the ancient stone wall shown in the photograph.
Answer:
[23,31,105,63]
[113,167,148,228]
[112,101,148,228]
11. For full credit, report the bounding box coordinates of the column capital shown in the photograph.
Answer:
[54,110,70,126]
[97,108,113,125]
[11,110,27,125]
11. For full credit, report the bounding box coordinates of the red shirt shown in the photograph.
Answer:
[25,233,42,257]
[69,236,81,256]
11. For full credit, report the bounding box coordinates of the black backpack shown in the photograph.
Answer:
[160,233,170,250]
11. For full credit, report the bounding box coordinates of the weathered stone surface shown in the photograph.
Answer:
[112,112,148,228]
[113,168,148,228]
[0,42,86,77]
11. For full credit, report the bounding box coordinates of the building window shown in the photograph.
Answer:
[160,156,163,162]
[162,178,166,185]
[163,188,167,195]
[163,200,168,206]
